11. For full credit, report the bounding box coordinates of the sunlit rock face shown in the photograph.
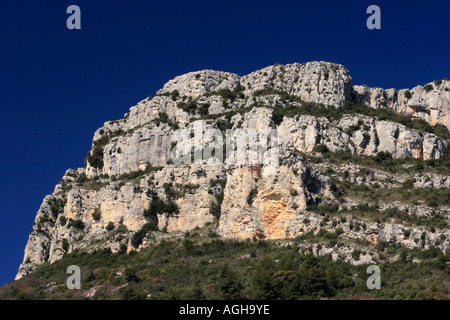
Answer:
[16,61,449,279]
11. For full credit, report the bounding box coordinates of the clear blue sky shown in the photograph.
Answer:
[0,0,449,286]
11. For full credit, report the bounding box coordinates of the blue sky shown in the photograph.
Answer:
[0,0,449,286]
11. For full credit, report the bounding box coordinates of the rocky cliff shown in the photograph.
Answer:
[16,61,450,279]
[354,80,450,130]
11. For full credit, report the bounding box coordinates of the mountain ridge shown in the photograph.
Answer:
[15,61,450,282]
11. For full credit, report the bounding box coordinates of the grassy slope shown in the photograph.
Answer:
[1,225,448,300]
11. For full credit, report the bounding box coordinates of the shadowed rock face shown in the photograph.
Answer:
[16,61,450,280]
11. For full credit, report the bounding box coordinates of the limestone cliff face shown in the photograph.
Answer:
[218,163,330,240]
[16,61,450,279]
[241,62,354,106]
[354,80,450,130]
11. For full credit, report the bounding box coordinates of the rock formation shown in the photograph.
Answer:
[16,61,449,279]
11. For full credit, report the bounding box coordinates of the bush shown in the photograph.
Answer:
[197,103,210,117]
[165,200,179,214]
[119,287,142,300]
[313,144,329,154]
[143,195,179,218]
[91,208,101,221]
[247,188,257,206]
[62,238,69,253]
[170,90,179,101]
[218,263,243,300]
[209,179,226,219]
[59,216,67,226]
[85,146,104,169]
[374,151,392,163]
[251,254,333,300]
[210,201,222,219]
[423,84,433,92]
[274,100,447,140]
[131,222,159,248]
[351,249,361,260]
[68,219,85,230]
[49,198,66,219]
[124,268,139,283]
[426,199,438,207]
[401,179,415,189]
[177,100,198,114]
[106,222,115,231]
[153,112,179,130]
[75,173,88,184]
[215,89,238,102]
[404,90,412,99]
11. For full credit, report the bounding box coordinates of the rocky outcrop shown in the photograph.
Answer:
[241,62,354,106]
[354,80,450,130]
[16,61,450,280]
[157,70,241,98]
[278,112,446,160]
[218,163,329,240]
[88,107,447,179]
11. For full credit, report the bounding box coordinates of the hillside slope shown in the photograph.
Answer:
[13,62,450,296]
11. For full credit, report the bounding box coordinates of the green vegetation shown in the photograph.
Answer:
[271,101,450,140]
[254,89,301,103]
[112,164,164,183]
[84,128,130,169]
[77,179,107,191]
[404,90,413,99]
[1,233,448,300]
[59,216,67,226]
[91,208,101,221]
[85,146,104,170]
[170,90,179,101]
[67,219,85,230]
[177,97,211,117]
[61,238,69,253]
[304,148,449,176]
[143,194,179,218]
[247,188,257,206]
[423,84,434,92]
[75,173,88,184]
[93,128,126,148]
[130,222,159,248]
[208,179,227,218]
[177,100,198,114]
[304,148,449,230]
[106,222,115,232]
[152,112,179,130]
[309,199,448,230]
[161,182,199,200]
[197,103,210,117]
[204,86,246,102]
[49,198,66,219]
[312,144,329,154]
